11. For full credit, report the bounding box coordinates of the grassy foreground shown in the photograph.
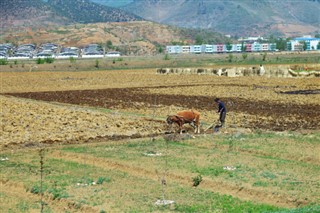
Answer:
[1,131,319,212]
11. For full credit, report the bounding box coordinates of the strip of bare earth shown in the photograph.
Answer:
[6,87,320,131]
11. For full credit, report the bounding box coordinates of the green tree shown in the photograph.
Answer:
[45,57,54,64]
[317,42,320,50]
[276,38,288,51]
[241,42,246,52]
[195,35,204,45]
[36,58,45,64]
[300,41,307,51]
[0,59,8,65]
[226,42,232,52]
[158,46,163,54]
[106,40,113,49]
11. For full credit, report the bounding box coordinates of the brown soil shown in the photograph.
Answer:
[8,86,320,131]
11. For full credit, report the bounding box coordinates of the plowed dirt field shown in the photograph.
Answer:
[1,69,320,148]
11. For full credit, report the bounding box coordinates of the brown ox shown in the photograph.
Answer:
[166,110,200,134]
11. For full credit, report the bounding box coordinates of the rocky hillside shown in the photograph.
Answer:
[122,0,320,37]
[47,0,142,23]
[0,0,142,30]
[1,21,230,55]
[0,0,71,29]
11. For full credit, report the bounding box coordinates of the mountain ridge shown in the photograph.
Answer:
[121,0,320,37]
[0,0,142,30]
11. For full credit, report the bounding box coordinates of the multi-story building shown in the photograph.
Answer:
[287,37,320,51]
[203,44,214,53]
[190,45,202,54]
[261,43,269,51]
[245,43,252,52]
[166,46,182,54]
[252,42,261,52]
[182,46,191,53]
[216,44,225,53]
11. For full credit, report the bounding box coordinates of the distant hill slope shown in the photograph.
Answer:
[1,21,230,55]
[122,0,320,37]
[0,0,142,30]
[47,0,142,23]
[90,0,133,7]
[0,0,71,29]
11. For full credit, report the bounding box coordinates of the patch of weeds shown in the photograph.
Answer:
[175,204,208,212]
[261,171,277,179]
[74,199,88,209]
[253,180,268,187]
[168,141,193,147]
[268,205,320,213]
[48,187,69,200]
[61,146,89,153]
[192,174,202,187]
[195,166,226,177]
[97,177,111,185]
[16,201,30,212]
[29,184,48,194]
[79,177,94,185]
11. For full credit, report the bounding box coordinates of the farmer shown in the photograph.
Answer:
[214,98,227,127]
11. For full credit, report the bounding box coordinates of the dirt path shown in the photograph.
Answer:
[47,150,299,208]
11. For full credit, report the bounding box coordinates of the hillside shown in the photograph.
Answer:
[1,21,230,55]
[47,0,142,23]
[122,0,320,37]
[0,0,71,29]
[0,0,142,30]
[90,0,133,7]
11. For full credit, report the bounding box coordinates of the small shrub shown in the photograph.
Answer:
[95,59,100,68]
[0,59,8,65]
[45,57,54,64]
[242,53,248,60]
[36,58,45,64]
[30,185,41,194]
[97,177,111,185]
[69,57,76,63]
[163,54,170,60]
[48,187,69,200]
[14,60,18,65]
[192,174,202,187]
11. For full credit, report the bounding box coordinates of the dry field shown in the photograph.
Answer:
[1,67,320,212]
